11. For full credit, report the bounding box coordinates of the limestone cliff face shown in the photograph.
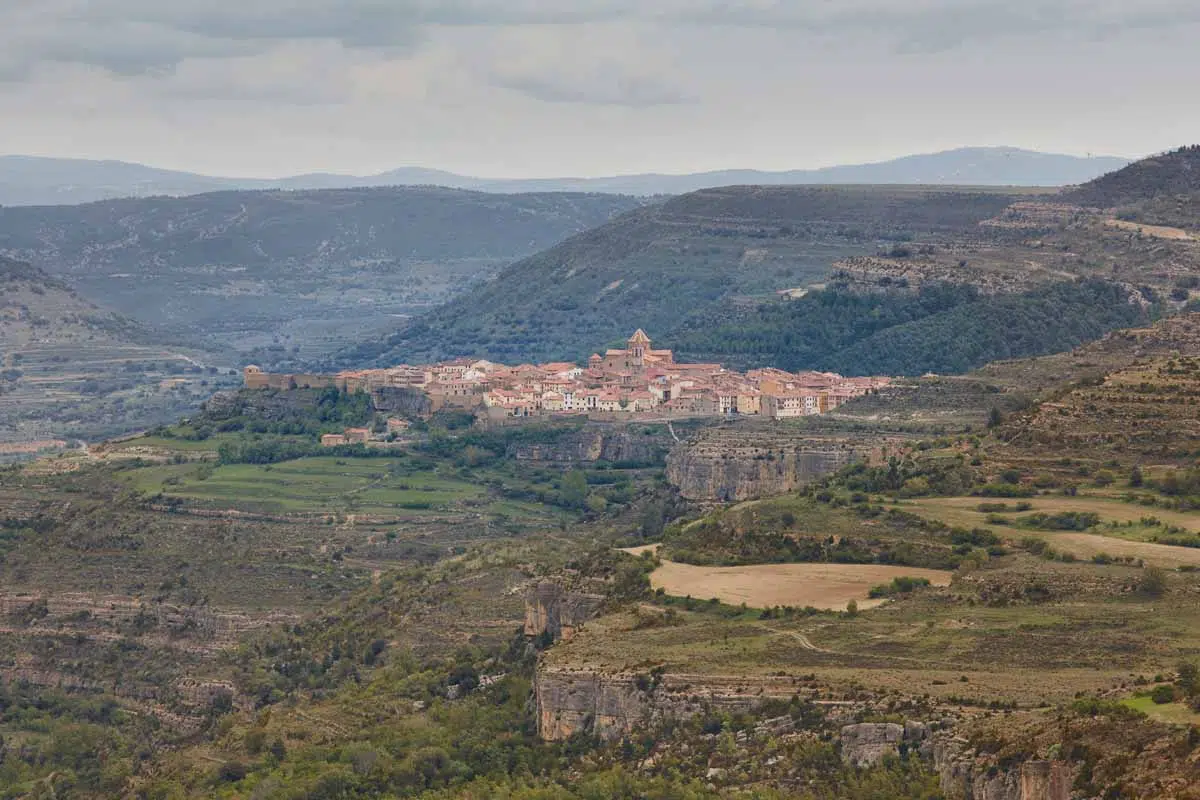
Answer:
[534,666,807,741]
[933,734,1074,800]
[510,426,667,466]
[666,426,861,501]
[370,386,432,417]
[841,721,933,767]
[523,581,604,643]
[535,670,651,741]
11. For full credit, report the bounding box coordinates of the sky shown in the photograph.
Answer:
[1,0,1198,178]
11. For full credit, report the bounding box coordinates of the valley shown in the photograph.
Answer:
[3,147,1200,799]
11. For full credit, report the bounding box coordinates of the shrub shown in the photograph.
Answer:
[1151,684,1176,704]
[1138,567,1168,598]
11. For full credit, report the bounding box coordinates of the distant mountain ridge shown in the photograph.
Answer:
[0,147,1130,206]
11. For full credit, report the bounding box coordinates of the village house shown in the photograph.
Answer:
[321,434,348,447]
[344,428,372,444]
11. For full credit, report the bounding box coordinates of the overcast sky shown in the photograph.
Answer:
[1,0,1197,178]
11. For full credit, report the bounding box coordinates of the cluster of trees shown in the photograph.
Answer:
[671,279,1152,376]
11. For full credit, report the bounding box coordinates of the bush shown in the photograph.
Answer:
[1020,512,1100,531]
[868,576,932,599]
[1151,684,1176,704]
[1138,567,1169,598]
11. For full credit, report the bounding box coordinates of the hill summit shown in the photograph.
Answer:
[1065,144,1200,207]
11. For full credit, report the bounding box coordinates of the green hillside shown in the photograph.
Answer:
[669,278,1154,376]
[345,186,1023,365]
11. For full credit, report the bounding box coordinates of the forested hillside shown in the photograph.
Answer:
[346,186,1022,366]
[670,279,1155,376]
[1064,145,1200,231]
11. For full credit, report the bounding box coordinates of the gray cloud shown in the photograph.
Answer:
[677,0,1200,52]
[0,0,1196,179]
[3,0,1198,80]
[494,72,695,107]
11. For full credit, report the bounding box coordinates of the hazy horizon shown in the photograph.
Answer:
[0,145,1138,182]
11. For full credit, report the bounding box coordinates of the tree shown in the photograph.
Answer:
[561,471,588,509]
[1130,465,1145,488]
[987,407,1004,428]
[1177,662,1199,696]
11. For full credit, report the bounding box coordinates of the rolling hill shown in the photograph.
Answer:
[350,148,1199,373]
[344,185,1027,366]
[0,187,642,362]
[0,257,230,444]
[0,148,1128,205]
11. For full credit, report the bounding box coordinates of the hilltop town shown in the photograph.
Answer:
[243,329,891,423]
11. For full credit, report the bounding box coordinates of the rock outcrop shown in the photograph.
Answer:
[509,425,668,466]
[840,721,932,766]
[933,734,1075,800]
[534,667,811,741]
[370,386,432,417]
[666,424,863,501]
[524,580,605,643]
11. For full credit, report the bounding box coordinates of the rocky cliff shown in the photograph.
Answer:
[932,734,1074,800]
[534,666,810,741]
[841,722,1074,800]
[524,580,605,643]
[370,386,432,417]
[665,424,864,501]
[509,425,669,466]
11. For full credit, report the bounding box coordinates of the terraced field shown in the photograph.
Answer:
[118,456,565,523]
[904,495,1200,567]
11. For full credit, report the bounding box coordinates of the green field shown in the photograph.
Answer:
[1122,694,1200,725]
[120,456,522,517]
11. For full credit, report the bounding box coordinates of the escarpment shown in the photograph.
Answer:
[533,667,809,741]
[509,425,669,466]
[665,424,866,501]
[523,580,605,643]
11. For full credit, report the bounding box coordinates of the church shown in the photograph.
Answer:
[588,330,676,376]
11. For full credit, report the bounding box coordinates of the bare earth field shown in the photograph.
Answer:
[647,559,953,611]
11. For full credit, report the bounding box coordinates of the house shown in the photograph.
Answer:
[626,390,658,413]
[596,391,623,412]
[762,391,822,419]
[386,418,411,434]
[321,434,348,447]
[344,428,372,444]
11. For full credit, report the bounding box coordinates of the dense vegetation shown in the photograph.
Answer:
[1065,145,1200,206]
[670,279,1153,376]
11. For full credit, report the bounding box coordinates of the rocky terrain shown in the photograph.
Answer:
[665,420,892,501]
[507,423,673,466]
